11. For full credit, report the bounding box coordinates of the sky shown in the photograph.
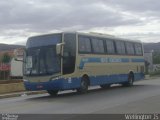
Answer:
[0,0,160,45]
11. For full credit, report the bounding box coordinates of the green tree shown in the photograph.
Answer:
[1,53,11,63]
[153,52,160,64]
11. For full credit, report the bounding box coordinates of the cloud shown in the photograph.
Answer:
[0,0,141,30]
[0,0,159,44]
[104,0,160,12]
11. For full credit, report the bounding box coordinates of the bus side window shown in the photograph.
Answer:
[91,38,105,54]
[78,36,92,53]
[134,43,143,56]
[105,40,116,54]
[115,41,126,55]
[125,42,135,55]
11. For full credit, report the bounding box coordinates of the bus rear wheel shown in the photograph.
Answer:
[77,77,89,94]
[47,90,58,96]
[100,84,111,89]
[123,73,134,87]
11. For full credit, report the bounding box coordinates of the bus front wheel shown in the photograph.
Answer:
[47,90,58,96]
[77,77,89,94]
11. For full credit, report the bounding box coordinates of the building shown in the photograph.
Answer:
[0,50,14,80]
[0,49,23,80]
[144,52,153,72]
[10,48,24,79]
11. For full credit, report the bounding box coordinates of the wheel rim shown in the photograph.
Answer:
[129,76,133,85]
[81,80,87,89]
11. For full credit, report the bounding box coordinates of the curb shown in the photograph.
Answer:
[145,76,160,80]
[0,91,47,99]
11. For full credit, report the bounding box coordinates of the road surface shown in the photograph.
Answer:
[0,77,160,114]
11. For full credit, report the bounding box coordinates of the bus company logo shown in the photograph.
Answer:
[101,58,108,63]
[2,114,19,120]
[108,58,121,63]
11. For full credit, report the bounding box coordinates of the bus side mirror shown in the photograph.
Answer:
[56,43,65,55]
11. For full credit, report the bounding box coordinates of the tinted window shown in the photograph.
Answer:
[78,36,91,53]
[91,38,104,54]
[106,40,115,54]
[126,42,135,55]
[63,34,76,74]
[27,34,62,48]
[115,41,126,54]
[135,43,143,55]
[24,46,60,76]
[63,34,76,56]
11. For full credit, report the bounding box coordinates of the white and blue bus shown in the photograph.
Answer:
[23,32,145,95]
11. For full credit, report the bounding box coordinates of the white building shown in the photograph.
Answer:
[10,48,24,79]
[144,52,153,72]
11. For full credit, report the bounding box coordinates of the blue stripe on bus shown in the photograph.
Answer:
[79,57,144,69]
[24,73,144,91]
[131,58,145,62]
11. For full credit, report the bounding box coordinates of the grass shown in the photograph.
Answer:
[0,79,23,84]
[149,70,160,77]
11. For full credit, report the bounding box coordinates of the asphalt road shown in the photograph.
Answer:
[0,77,160,114]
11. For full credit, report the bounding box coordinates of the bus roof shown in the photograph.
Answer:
[75,32,141,43]
[28,31,142,43]
[62,31,142,43]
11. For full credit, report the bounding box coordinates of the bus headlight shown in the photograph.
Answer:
[23,79,29,82]
[50,77,60,81]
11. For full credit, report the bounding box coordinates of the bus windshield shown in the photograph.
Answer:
[24,34,62,76]
[24,45,61,76]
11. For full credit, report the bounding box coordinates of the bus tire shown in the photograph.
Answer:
[123,73,134,87]
[47,90,58,96]
[100,84,110,89]
[77,77,89,94]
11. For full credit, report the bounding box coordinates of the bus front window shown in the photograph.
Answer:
[24,45,61,76]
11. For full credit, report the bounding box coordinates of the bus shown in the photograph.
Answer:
[23,32,145,96]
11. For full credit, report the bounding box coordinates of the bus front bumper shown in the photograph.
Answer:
[23,78,81,91]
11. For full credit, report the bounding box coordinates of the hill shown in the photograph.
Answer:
[0,44,24,51]
[0,42,159,53]
[143,42,160,53]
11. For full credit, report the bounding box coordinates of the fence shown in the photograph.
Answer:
[153,64,160,72]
